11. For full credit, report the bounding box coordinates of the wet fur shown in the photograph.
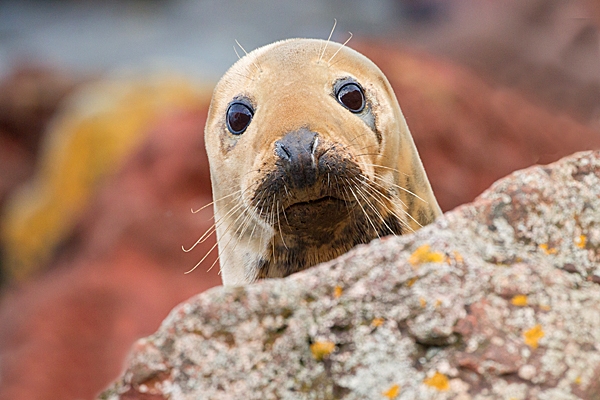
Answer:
[204,38,442,285]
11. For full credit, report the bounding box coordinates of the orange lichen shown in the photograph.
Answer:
[539,244,558,255]
[310,341,335,361]
[576,234,587,249]
[424,372,449,391]
[452,251,464,263]
[371,318,385,327]
[334,286,343,298]
[434,299,442,308]
[574,376,582,385]
[409,244,444,267]
[511,295,528,307]
[523,324,544,349]
[419,298,427,308]
[382,384,400,399]
[406,277,418,287]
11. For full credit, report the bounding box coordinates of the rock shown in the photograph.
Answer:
[0,66,82,211]
[355,41,600,211]
[101,150,600,400]
[1,74,210,280]
[0,108,221,400]
[2,44,599,400]
[0,65,82,153]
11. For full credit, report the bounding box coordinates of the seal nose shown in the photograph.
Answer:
[275,128,319,189]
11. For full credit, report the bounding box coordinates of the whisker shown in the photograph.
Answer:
[183,198,245,252]
[351,177,396,234]
[373,172,428,204]
[319,18,337,63]
[346,179,380,239]
[362,175,420,231]
[361,163,408,176]
[235,39,262,73]
[328,31,353,64]
[191,188,242,214]
[184,240,219,274]
[276,201,288,249]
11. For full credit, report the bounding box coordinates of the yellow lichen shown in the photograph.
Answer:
[382,384,400,399]
[423,372,449,391]
[371,318,385,327]
[334,285,343,298]
[576,234,587,249]
[406,277,418,287]
[310,341,335,361]
[574,376,582,385]
[419,297,427,308]
[523,324,544,349]
[434,299,442,308]
[511,295,528,307]
[1,76,209,280]
[539,243,558,255]
[409,244,444,267]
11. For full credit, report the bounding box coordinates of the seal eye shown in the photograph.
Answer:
[226,102,253,135]
[336,82,365,113]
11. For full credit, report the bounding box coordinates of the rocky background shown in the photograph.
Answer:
[102,150,600,400]
[0,1,599,399]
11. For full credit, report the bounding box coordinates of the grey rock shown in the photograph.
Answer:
[100,150,600,400]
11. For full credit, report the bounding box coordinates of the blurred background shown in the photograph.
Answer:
[0,0,599,398]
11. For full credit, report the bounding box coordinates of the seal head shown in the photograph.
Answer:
[205,38,441,285]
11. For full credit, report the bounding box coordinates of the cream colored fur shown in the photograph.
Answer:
[205,39,441,285]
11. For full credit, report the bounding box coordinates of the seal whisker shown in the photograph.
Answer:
[327,31,353,64]
[191,188,244,215]
[184,240,219,274]
[354,152,381,158]
[352,176,414,233]
[205,253,221,273]
[233,45,242,60]
[235,39,262,74]
[372,172,428,204]
[319,18,337,63]
[361,163,409,177]
[346,179,380,239]
[276,201,288,250]
[351,176,398,233]
[200,212,254,274]
[185,193,248,252]
[363,175,420,231]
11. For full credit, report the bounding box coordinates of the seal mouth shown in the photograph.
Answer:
[285,196,344,211]
[281,196,350,231]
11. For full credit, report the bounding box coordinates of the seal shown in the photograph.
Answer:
[203,38,442,285]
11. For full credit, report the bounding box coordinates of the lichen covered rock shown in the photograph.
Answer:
[101,150,600,399]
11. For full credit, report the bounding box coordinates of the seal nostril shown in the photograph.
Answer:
[276,142,292,161]
[275,129,318,164]
[274,129,319,188]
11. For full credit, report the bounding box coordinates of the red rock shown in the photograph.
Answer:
[354,41,600,211]
[0,108,221,400]
[0,66,82,208]
[2,41,600,400]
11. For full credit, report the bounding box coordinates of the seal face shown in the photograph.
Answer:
[205,38,442,285]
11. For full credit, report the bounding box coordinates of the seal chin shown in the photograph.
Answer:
[282,196,349,232]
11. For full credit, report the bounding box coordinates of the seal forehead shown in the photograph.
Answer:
[220,39,383,89]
